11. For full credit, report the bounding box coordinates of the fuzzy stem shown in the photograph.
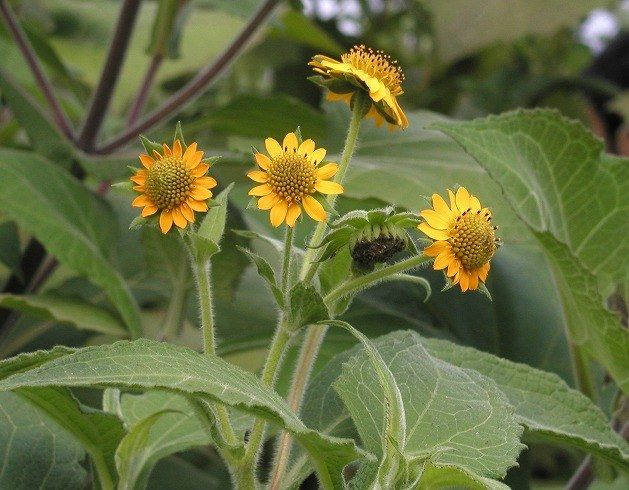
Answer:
[126,53,163,127]
[0,0,75,142]
[324,254,431,306]
[188,246,238,449]
[299,92,369,283]
[239,226,296,486]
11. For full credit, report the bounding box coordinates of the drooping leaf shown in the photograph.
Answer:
[0,339,371,489]
[193,183,234,261]
[0,149,142,337]
[237,246,284,306]
[334,330,524,480]
[423,333,629,471]
[0,293,127,336]
[288,283,329,330]
[0,391,86,489]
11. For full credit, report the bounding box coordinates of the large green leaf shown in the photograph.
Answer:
[16,387,125,489]
[421,0,608,64]
[0,339,370,489]
[334,331,524,480]
[423,334,629,471]
[0,149,142,337]
[0,293,127,336]
[113,391,211,489]
[0,391,87,489]
[432,110,629,392]
[0,220,20,273]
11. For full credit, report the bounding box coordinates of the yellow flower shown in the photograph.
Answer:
[418,187,499,292]
[130,139,217,234]
[309,44,408,129]
[247,132,343,227]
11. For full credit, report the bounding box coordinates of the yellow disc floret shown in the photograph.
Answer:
[267,153,317,204]
[145,156,194,209]
[450,210,497,270]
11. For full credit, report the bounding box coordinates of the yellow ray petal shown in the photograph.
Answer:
[180,202,194,222]
[418,222,449,241]
[316,163,338,179]
[195,176,218,189]
[447,189,458,212]
[132,195,151,208]
[433,252,454,270]
[468,271,479,290]
[432,193,452,216]
[286,203,301,227]
[183,142,198,160]
[446,258,460,277]
[302,195,326,222]
[130,173,146,185]
[159,210,173,234]
[459,270,470,292]
[190,186,212,201]
[192,163,210,177]
[456,187,471,211]
[188,199,208,212]
[173,139,183,158]
[283,133,298,152]
[248,183,273,197]
[139,154,154,169]
[247,170,269,183]
[141,205,158,217]
[310,147,327,165]
[185,149,203,169]
[469,195,482,212]
[298,139,315,157]
[424,241,449,257]
[420,210,449,230]
[172,207,187,229]
[315,180,343,195]
[255,153,272,170]
[270,200,288,227]
[265,138,282,158]
[162,143,172,157]
[258,193,279,210]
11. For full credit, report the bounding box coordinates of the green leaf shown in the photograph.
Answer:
[238,246,284,307]
[113,390,213,490]
[417,463,510,490]
[432,110,629,392]
[333,331,524,480]
[0,149,142,337]
[421,0,609,64]
[423,333,629,471]
[288,283,329,330]
[0,70,75,165]
[271,10,344,55]
[0,293,127,336]
[16,387,125,489]
[193,183,234,261]
[0,391,87,489]
[0,339,371,489]
[0,220,20,273]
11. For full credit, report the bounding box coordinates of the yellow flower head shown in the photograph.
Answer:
[130,139,217,234]
[248,132,343,227]
[418,187,499,292]
[309,44,408,129]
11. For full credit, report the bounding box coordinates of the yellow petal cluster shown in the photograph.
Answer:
[418,187,498,292]
[247,132,343,227]
[131,139,217,234]
[309,44,408,129]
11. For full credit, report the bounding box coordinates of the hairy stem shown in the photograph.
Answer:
[78,0,142,151]
[240,226,296,486]
[0,0,75,141]
[95,0,282,154]
[127,54,163,127]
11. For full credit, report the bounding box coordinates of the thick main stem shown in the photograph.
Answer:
[95,0,282,154]
[78,0,142,150]
[0,0,75,141]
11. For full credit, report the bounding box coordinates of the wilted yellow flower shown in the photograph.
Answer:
[247,132,343,227]
[131,139,217,234]
[309,44,408,129]
[418,187,498,292]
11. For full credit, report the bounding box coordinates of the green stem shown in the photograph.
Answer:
[158,279,187,341]
[299,92,370,283]
[324,254,431,306]
[188,243,239,452]
[239,226,297,486]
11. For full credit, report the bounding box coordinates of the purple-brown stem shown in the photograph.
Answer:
[0,0,75,142]
[77,0,142,151]
[94,0,282,155]
[126,54,163,128]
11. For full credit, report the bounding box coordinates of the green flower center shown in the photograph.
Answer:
[145,156,193,210]
[268,153,317,203]
[449,211,497,270]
